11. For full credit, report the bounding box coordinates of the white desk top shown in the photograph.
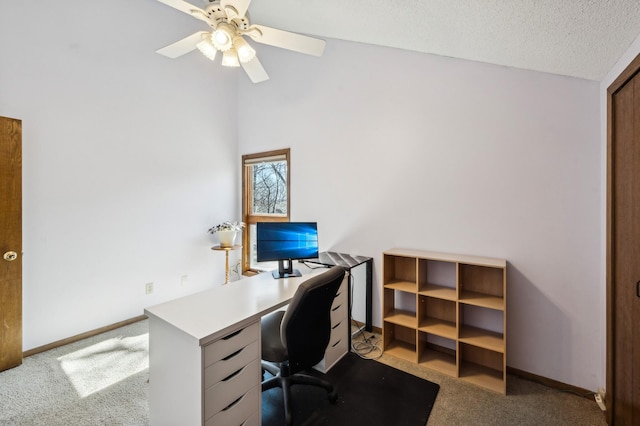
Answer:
[144,266,327,346]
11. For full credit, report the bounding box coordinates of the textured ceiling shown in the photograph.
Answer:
[241,0,640,81]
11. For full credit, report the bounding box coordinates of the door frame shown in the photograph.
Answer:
[606,53,640,425]
[0,116,22,372]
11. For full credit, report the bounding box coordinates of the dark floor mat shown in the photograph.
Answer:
[262,353,440,426]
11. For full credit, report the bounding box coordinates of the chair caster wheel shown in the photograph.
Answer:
[328,391,338,403]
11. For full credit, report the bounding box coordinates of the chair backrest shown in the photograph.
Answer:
[280,266,346,374]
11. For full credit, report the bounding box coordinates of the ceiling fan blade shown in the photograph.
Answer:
[157,0,210,23]
[220,0,251,20]
[241,55,269,83]
[245,25,326,57]
[156,31,208,58]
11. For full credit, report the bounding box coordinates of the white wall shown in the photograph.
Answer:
[0,0,609,392]
[0,0,240,350]
[237,40,602,390]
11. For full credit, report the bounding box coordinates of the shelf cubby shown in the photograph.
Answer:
[459,304,505,353]
[459,343,505,394]
[383,322,417,363]
[417,333,457,377]
[418,296,456,340]
[383,286,417,328]
[382,248,507,394]
[459,264,505,310]
[418,258,457,300]
[383,254,417,291]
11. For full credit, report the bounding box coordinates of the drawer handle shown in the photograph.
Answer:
[331,304,342,312]
[332,321,342,330]
[221,394,243,412]
[222,366,244,382]
[222,347,243,361]
[331,339,342,348]
[222,328,243,340]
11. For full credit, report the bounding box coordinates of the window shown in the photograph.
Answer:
[242,149,290,273]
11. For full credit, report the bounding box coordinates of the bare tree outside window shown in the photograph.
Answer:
[252,161,287,215]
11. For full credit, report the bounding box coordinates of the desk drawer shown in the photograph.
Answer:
[330,300,347,325]
[314,319,348,373]
[204,321,259,368]
[334,278,348,306]
[325,320,349,366]
[204,340,259,388]
[329,319,348,350]
[204,358,261,420]
[205,384,260,426]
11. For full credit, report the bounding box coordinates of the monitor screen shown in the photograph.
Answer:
[256,222,319,278]
[256,222,319,262]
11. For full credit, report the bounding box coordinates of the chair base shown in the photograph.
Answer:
[261,361,337,426]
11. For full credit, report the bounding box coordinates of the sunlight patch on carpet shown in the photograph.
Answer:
[58,333,149,398]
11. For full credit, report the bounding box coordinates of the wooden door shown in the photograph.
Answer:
[0,116,22,371]
[607,55,640,425]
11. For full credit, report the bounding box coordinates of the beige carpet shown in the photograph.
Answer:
[0,320,149,425]
[350,329,607,426]
[0,319,607,425]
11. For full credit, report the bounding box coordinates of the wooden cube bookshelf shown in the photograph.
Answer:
[382,248,507,394]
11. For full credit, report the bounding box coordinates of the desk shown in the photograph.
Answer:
[144,266,347,426]
[303,252,373,332]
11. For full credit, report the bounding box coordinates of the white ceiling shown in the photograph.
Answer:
[240,0,640,81]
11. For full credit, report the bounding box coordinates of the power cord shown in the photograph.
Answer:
[351,318,382,359]
[348,272,382,359]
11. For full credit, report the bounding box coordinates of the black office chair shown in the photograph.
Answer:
[261,266,346,426]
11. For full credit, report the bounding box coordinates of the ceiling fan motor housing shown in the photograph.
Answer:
[203,0,250,31]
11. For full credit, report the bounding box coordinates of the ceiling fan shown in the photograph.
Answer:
[155,0,326,83]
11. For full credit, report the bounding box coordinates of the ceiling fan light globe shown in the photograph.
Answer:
[213,30,230,45]
[196,38,218,61]
[234,37,256,63]
[221,48,240,67]
[212,24,234,51]
[238,48,256,63]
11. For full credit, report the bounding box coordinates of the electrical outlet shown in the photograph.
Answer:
[181,275,188,286]
[145,282,154,295]
[595,387,606,411]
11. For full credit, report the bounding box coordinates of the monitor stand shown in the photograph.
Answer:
[272,259,301,279]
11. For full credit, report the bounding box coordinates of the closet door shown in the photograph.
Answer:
[0,116,22,372]
[608,56,640,425]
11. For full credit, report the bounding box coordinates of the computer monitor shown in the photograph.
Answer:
[256,222,319,279]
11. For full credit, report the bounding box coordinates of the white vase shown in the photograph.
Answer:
[217,230,237,248]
